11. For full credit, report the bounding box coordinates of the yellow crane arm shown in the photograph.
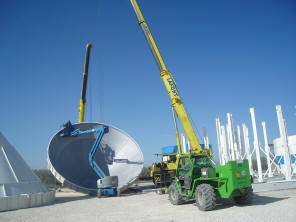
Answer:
[129,0,207,155]
[78,43,92,123]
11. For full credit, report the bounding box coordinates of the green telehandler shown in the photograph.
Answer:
[168,154,252,211]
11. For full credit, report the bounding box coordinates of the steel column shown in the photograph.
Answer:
[242,124,253,176]
[276,105,292,180]
[250,108,263,182]
[262,121,273,178]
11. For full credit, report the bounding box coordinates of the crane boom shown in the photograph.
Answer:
[78,43,92,123]
[129,0,209,156]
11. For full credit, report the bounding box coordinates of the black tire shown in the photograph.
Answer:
[168,183,185,205]
[233,187,253,205]
[97,189,102,198]
[195,184,216,211]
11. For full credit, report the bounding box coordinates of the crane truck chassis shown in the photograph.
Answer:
[129,0,253,211]
[151,152,177,187]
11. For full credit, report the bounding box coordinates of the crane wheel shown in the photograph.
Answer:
[195,184,216,211]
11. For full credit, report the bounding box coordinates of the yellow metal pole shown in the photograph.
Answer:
[78,43,92,123]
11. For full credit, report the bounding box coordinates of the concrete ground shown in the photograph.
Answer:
[1,186,296,222]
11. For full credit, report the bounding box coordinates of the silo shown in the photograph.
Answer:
[0,132,55,211]
[273,135,296,173]
[47,122,144,194]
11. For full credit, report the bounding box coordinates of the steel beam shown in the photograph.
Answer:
[276,105,292,180]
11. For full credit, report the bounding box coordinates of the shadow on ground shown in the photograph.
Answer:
[54,192,94,205]
[249,193,288,206]
[120,186,153,196]
[177,193,289,211]
[215,193,289,210]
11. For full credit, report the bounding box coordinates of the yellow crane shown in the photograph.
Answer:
[129,0,211,158]
[78,43,92,123]
[129,3,253,210]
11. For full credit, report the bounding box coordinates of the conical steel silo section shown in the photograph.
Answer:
[47,122,144,194]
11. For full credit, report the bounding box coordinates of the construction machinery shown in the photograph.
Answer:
[129,0,253,210]
[151,144,211,188]
[77,44,120,196]
[60,121,119,197]
[150,146,178,187]
[56,45,119,197]
[78,43,92,123]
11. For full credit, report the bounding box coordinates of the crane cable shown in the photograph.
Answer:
[180,94,203,142]
[172,73,203,143]
[88,69,93,122]
[98,0,105,123]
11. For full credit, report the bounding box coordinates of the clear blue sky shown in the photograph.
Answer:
[0,0,295,169]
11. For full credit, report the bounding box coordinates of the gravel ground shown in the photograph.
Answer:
[1,187,296,222]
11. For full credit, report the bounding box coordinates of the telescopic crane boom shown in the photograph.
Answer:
[129,0,210,157]
[78,43,92,123]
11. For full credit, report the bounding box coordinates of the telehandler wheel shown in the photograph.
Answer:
[168,183,185,205]
[195,184,216,211]
[233,187,253,205]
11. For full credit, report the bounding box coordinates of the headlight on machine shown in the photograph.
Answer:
[201,168,216,178]
[201,168,208,178]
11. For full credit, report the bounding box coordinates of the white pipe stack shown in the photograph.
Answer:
[227,113,236,161]
[276,105,292,181]
[216,118,223,165]
[203,127,210,150]
[220,125,229,164]
[242,123,254,176]
[181,133,186,154]
[237,125,243,159]
[262,121,273,178]
[250,108,263,182]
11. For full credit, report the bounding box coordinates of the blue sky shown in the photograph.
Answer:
[0,0,295,169]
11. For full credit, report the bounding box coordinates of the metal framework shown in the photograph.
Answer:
[216,105,296,183]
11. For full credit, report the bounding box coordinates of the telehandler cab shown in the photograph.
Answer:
[168,154,252,210]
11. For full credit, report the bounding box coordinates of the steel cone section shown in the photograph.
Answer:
[47,122,144,194]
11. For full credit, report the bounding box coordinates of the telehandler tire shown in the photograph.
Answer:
[233,187,253,205]
[168,183,185,205]
[195,184,216,211]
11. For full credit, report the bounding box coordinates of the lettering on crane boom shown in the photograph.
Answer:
[167,77,178,97]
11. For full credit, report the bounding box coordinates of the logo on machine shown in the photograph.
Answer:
[167,77,178,97]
